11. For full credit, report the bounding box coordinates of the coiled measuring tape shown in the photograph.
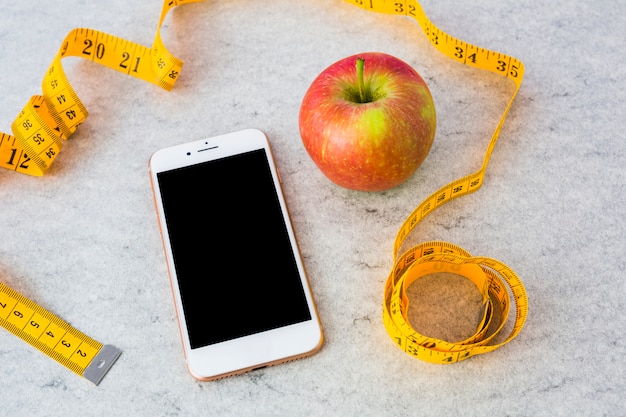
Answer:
[0,0,528,379]
[346,0,528,363]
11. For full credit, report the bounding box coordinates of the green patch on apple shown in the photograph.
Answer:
[299,52,436,192]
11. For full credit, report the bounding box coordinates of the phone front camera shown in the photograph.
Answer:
[186,152,191,156]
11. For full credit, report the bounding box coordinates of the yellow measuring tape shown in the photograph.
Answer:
[346,0,528,363]
[1,0,528,379]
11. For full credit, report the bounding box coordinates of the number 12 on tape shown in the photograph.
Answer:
[0,282,121,385]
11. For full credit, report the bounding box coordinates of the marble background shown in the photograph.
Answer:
[0,0,624,416]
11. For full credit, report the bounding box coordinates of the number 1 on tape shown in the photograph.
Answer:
[0,283,121,385]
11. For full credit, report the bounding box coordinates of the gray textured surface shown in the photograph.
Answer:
[0,0,624,415]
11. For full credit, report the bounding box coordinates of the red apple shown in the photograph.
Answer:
[299,52,436,191]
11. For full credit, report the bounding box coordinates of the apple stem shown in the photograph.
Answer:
[356,58,366,103]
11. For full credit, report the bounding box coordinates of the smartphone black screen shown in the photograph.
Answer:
[157,149,312,349]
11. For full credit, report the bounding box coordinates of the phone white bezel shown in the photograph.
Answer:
[149,128,323,381]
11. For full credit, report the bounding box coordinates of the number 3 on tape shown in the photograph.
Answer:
[0,283,121,385]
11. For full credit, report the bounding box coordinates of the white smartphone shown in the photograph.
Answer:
[149,128,324,381]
